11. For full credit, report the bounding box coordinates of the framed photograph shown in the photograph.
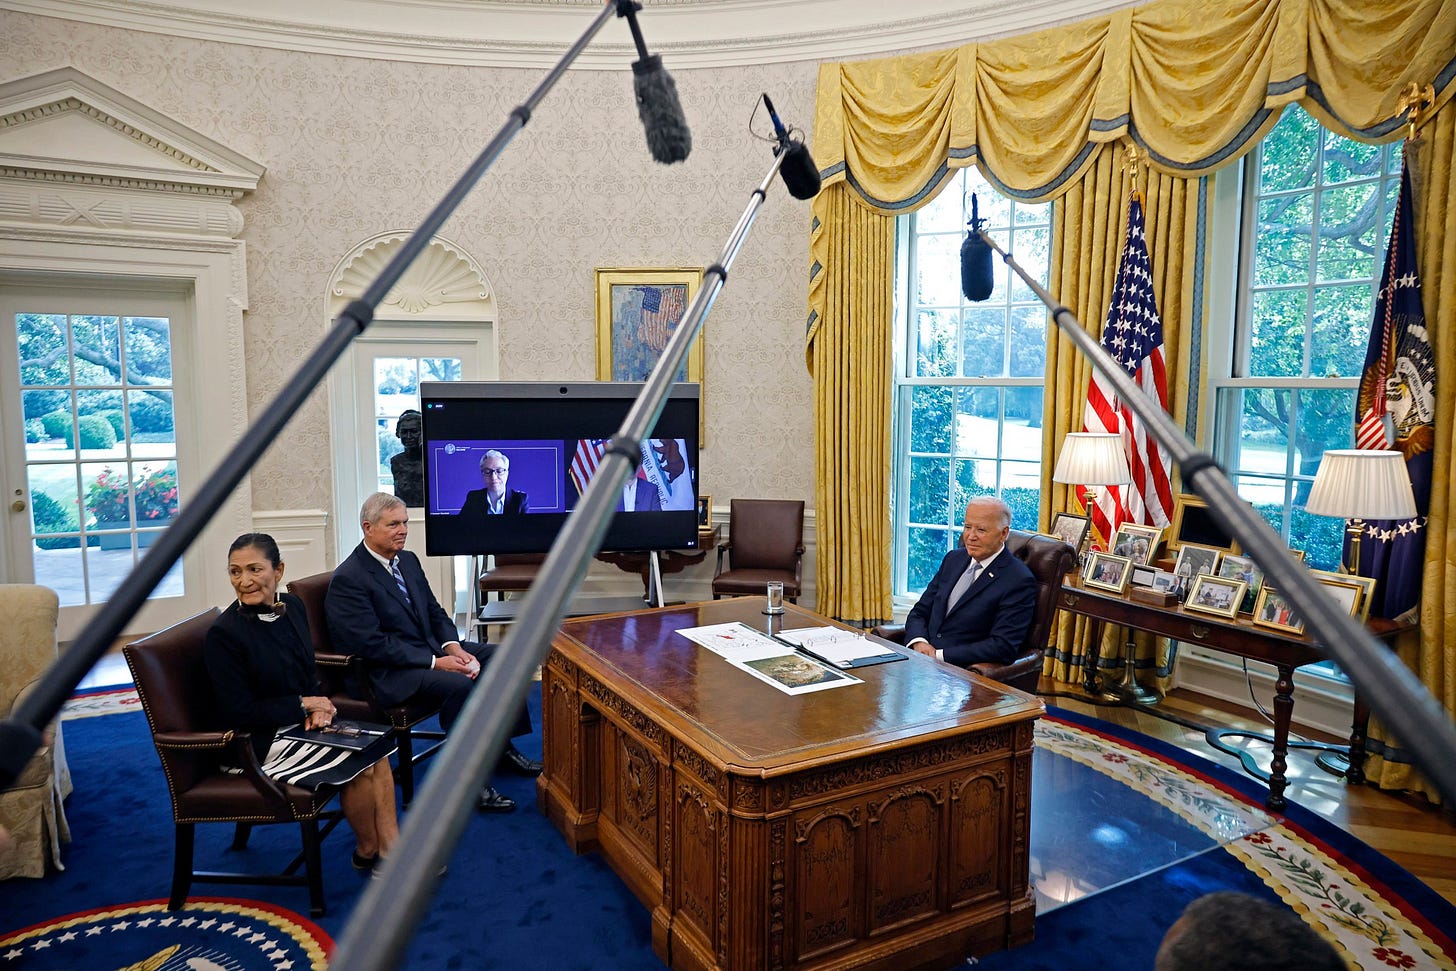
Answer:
[1049,512,1092,554]
[1083,551,1134,594]
[595,267,705,434]
[1313,573,1363,618]
[697,494,712,526]
[1149,569,1180,595]
[1252,586,1305,635]
[1130,564,1159,588]
[1167,493,1239,554]
[1109,523,1162,565]
[1215,553,1264,614]
[1171,543,1221,599]
[1290,549,1307,562]
[1183,574,1247,620]
[1312,570,1377,622]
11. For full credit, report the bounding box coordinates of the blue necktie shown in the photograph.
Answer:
[390,558,412,605]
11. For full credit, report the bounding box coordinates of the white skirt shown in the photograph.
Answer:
[256,729,397,790]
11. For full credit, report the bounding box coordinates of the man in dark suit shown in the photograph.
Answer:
[903,496,1038,668]
[326,492,541,813]
[617,471,662,512]
[458,450,528,518]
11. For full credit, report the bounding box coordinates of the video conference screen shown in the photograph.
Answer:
[419,382,700,556]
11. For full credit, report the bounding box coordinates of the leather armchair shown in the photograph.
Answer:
[711,499,805,602]
[287,571,445,807]
[124,609,343,916]
[0,584,72,880]
[477,553,546,601]
[873,530,1077,694]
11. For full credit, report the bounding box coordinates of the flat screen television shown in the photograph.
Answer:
[418,381,700,556]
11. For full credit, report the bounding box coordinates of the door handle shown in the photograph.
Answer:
[10,499,24,513]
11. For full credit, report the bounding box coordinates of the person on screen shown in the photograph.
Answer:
[390,410,424,508]
[903,496,1037,668]
[326,493,541,814]
[458,449,528,517]
[618,468,662,512]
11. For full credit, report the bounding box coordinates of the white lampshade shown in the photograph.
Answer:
[1052,432,1132,486]
[1305,449,1417,520]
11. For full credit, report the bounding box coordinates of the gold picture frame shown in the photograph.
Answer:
[1183,574,1247,620]
[1083,551,1134,594]
[1252,585,1305,635]
[1167,492,1239,554]
[1312,569,1377,622]
[595,266,705,389]
[697,494,712,526]
[1109,523,1163,565]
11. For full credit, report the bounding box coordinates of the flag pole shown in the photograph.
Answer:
[980,227,1456,808]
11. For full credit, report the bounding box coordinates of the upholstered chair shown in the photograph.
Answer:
[711,499,806,602]
[0,584,72,880]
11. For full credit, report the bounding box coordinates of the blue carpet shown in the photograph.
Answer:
[3,693,1453,968]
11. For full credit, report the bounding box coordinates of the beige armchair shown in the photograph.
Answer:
[0,584,72,879]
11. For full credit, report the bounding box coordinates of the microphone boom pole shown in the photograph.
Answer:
[327,139,794,971]
[977,230,1456,806]
[0,0,628,792]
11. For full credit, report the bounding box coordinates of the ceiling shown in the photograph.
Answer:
[2,0,1149,69]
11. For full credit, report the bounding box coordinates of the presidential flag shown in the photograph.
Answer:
[1351,158,1432,622]
[1081,194,1175,543]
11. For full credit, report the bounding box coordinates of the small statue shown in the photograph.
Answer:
[391,409,424,508]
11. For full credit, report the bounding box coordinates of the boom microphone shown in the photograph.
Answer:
[961,193,994,301]
[619,0,691,163]
[762,93,822,200]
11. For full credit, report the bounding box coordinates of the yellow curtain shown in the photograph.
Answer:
[1360,108,1456,802]
[807,0,1456,797]
[806,184,896,625]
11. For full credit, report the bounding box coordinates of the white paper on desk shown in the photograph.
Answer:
[775,627,892,665]
[677,622,786,661]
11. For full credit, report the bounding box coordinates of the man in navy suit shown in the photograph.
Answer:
[617,471,662,511]
[903,496,1037,668]
[326,492,540,813]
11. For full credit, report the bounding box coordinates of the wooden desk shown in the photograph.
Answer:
[539,598,1044,971]
[1059,576,1409,811]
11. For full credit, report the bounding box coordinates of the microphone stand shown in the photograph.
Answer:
[328,143,792,971]
[0,0,625,792]
[977,230,1456,806]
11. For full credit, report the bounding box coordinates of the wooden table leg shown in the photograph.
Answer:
[1347,693,1369,785]
[1268,665,1294,812]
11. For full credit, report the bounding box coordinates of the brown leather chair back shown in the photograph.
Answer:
[1005,529,1078,654]
[478,552,546,599]
[726,499,804,570]
[123,608,223,796]
[286,571,335,653]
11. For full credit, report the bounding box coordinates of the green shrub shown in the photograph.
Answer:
[31,489,85,550]
[98,410,126,437]
[24,419,44,443]
[41,410,71,439]
[66,414,117,450]
[129,393,174,434]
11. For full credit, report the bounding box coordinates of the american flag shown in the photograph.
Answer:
[637,286,685,353]
[1351,158,1432,621]
[1081,194,1174,544]
[569,439,609,497]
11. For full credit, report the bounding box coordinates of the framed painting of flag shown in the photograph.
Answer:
[596,267,705,438]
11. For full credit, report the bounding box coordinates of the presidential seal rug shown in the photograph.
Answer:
[0,898,330,970]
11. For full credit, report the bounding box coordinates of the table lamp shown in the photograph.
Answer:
[1304,449,1417,576]
[1052,432,1132,521]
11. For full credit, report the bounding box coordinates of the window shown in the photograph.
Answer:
[893,168,1052,597]
[373,355,462,497]
[1209,107,1402,573]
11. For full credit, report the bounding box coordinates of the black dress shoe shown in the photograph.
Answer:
[499,745,543,776]
[478,785,517,813]
[351,851,377,872]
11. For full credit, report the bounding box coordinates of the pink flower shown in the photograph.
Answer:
[1373,948,1416,968]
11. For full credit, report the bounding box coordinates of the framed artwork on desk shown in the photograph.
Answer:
[1215,553,1264,614]
[697,494,712,526]
[1109,523,1162,565]
[595,267,706,437]
[1049,512,1091,555]
[1167,493,1239,554]
[1252,586,1305,635]
[1083,551,1133,594]
[1312,569,1376,621]
[1183,574,1246,620]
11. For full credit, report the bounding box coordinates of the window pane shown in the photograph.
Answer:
[422,357,461,382]
[1004,388,1044,461]
[1259,109,1320,193]
[1311,285,1373,378]
[915,309,957,377]
[1008,307,1048,378]
[1247,289,1307,377]
[1316,183,1382,282]
[1008,226,1049,304]
[123,316,173,383]
[128,389,176,454]
[1002,460,1041,531]
[18,313,69,385]
[915,233,962,308]
[906,386,954,453]
[71,315,123,385]
[1253,195,1312,286]
[908,456,950,524]
[1293,387,1355,475]
[960,305,1005,377]
[954,387,999,457]
[917,181,965,233]
[1320,128,1381,185]
[907,526,950,590]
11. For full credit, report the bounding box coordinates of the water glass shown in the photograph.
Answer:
[765,580,785,614]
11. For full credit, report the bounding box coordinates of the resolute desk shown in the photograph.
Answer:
[538,598,1043,971]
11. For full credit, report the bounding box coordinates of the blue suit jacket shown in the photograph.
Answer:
[617,479,662,512]
[325,544,460,708]
[902,546,1038,668]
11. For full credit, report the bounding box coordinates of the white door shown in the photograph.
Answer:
[0,278,205,641]
[331,322,496,615]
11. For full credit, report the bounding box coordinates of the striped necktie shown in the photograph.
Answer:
[947,560,982,611]
[390,558,412,605]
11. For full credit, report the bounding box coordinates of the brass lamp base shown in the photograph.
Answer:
[1097,638,1163,705]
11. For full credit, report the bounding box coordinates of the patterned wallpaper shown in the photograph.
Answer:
[2,11,820,529]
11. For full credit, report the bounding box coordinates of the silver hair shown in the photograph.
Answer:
[966,495,1012,529]
[479,448,509,470]
[360,491,405,526]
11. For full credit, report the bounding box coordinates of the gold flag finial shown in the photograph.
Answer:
[1123,140,1144,203]
[1397,82,1435,141]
